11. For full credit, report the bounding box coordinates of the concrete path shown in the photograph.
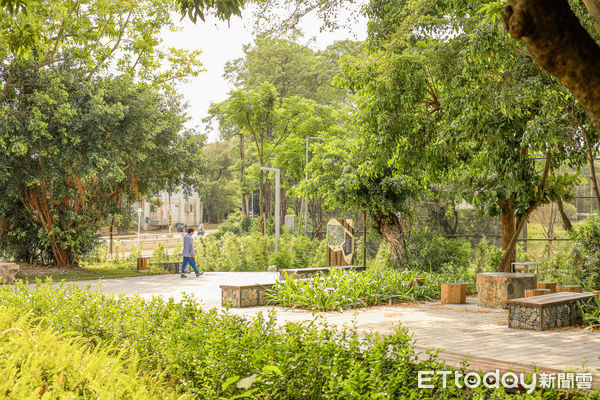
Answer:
[63,272,600,375]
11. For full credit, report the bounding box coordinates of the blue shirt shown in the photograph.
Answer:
[182,234,195,257]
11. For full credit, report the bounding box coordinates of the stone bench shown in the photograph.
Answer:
[476,272,537,309]
[507,292,597,331]
[220,283,276,308]
[278,265,366,280]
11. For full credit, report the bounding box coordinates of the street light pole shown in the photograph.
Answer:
[136,208,143,246]
[260,167,280,252]
[304,136,324,234]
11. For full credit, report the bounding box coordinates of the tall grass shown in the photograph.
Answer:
[267,268,475,311]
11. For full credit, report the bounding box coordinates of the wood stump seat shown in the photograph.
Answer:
[556,285,583,293]
[537,282,557,293]
[136,257,148,272]
[525,289,551,297]
[441,283,466,304]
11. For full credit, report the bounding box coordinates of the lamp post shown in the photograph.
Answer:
[136,208,143,246]
[304,136,324,234]
[260,167,280,252]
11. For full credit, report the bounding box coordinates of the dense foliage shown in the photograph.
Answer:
[0,282,565,399]
[0,0,206,266]
[0,308,186,399]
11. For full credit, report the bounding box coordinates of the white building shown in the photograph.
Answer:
[135,191,203,231]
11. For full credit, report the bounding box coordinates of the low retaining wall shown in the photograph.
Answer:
[148,261,181,273]
[220,284,276,308]
[278,265,366,280]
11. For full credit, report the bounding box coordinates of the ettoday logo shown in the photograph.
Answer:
[418,370,593,394]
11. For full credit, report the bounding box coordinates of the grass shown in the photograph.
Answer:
[17,261,175,283]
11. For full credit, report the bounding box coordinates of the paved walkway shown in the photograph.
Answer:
[64,272,600,375]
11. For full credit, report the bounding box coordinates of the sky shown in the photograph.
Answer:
[161,8,367,142]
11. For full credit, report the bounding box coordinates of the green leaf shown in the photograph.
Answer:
[236,374,258,390]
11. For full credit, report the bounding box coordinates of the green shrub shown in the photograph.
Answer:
[580,296,600,329]
[469,237,503,273]
[568,216,600,290]
[371,241,393,270]
[0,282,593,398]
[403,232,471,273]
[194,233,325,271]
[214,210,255,238]
[0,307,186,399]
[267,268,475,311]
[537,217,600,290]
[0,282,455,398]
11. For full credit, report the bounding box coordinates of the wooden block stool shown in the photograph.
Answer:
[137,257,148,272]
[525,289,551,297]
[441,283,466,304]
[556,285,583,293]
[537,282,557,293]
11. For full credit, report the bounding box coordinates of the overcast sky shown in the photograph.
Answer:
[161,9,367,142]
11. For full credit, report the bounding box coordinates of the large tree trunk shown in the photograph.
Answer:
[503,0,600,131]
[375,212,406,264]
[0,215,8,238]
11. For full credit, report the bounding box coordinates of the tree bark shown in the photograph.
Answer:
[556,196,573,231]
[582,0,600,36]
[498,200,517,272]
[503,0,600,131]
[0,215,8,238]
[496,153,553,272]
[375,212,407,264]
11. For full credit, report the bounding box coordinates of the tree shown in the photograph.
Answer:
[345,0,589,271]
[199,140,240,223]
[0,70,203,265]
[224,34,362,106]
[212,83,305,232]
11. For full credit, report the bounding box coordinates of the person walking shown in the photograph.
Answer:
[181,228,202,278]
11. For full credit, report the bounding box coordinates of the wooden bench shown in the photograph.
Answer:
[220,283,275,308]
[506,292,596,331]
[278,265,366,280]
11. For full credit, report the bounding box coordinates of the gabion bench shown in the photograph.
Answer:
[220,283,275,308]
[278,265,366,280]
[506,292,596,331]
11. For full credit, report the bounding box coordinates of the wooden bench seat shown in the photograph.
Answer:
[506,292,596,331]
